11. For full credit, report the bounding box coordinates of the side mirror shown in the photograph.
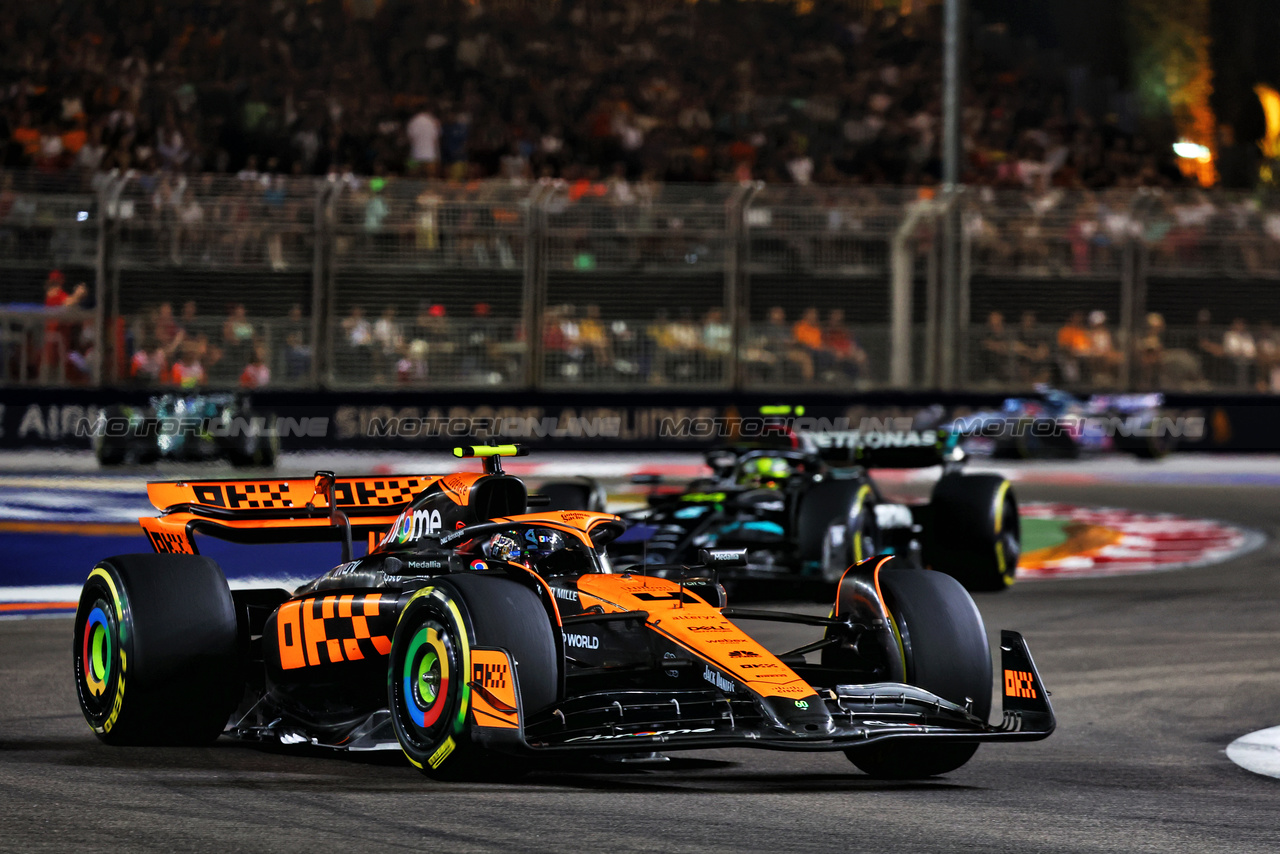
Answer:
[309,470,352,563]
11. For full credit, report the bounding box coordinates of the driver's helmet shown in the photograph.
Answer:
[483,528,568,565]
[483,532,525,563]
[738,455,792,489]
[522,527,567,558]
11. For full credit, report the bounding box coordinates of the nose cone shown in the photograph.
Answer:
[759,693,835,736]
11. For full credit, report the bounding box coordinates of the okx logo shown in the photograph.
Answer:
[1004,669,1037,699]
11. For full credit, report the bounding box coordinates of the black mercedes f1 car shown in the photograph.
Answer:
[606,429,1021,592]
[74,445,1053,781]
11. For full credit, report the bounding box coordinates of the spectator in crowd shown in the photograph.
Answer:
[1135,313,1166,389]
[130,342,169,386]
[791,307,823,382]
[702,307,733,381]
[373,305,403,380]
[1056,311,1090,384]
[0,1,1196,190]
[742,306,795,383]
[406,105,442,177]
[397,339,430,385]
[1013,310,1051,384]
[179,300,200,335]
[343,306,373,349]
[1194,308,1227,384]
[222,304,254,345]
[823,308,868,383]
[170,341,205,389]
[1222,318,1257,387]
[154,302,181,351]
[282,330,313,383]
[979,311,1011,383]
[1254,321,1280,392]
[577,305,612,377]
[1084,311,1120,387]
[239,342,270,389]
[339,305,373,380]
[41,270,87,381]
[650,308,700,383]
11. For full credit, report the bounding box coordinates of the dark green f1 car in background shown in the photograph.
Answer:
[91,393,278,467]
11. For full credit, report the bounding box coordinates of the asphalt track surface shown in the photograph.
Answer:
[3,479,1279,853]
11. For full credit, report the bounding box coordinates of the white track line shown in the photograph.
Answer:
[1227,727,1280,779]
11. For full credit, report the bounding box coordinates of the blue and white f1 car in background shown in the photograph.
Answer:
[948,385,1177,460]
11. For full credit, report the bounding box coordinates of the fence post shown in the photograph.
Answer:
[890,199,945,388]
[310,181,331,389]
[323,180,345,388]
[524,184,548,390]
[1126,234,1149,391]
[956,190,972,388]
[92,179,108,386]
[730,182,762,390]
[889,211,915,388]
[102,173,128,386]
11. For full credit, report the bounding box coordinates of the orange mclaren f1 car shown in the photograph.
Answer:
[73,445,1054,780]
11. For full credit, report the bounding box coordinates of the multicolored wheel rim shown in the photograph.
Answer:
[81,602,114,699]
[402,622,453,734]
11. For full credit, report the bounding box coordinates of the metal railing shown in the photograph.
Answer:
[4,168,1279,394]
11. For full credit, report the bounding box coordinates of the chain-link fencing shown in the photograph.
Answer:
[326,179,530,389]
[4,172,1278,394]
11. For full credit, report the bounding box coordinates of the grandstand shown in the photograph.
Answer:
[2,0,1277,394]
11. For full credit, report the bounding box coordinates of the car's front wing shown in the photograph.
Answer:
[494,630,1055,755]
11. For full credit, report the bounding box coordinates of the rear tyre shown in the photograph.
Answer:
[92,405,133,466]
[992,419,1079,459]
[796,480,879,583]
[389,574,558,780]
[846,569,991,779]
[72,554,241,745]
[927,473,1020,592]
[1114,426,1175,459]
[539,478,606,512]
[226,411,279,467]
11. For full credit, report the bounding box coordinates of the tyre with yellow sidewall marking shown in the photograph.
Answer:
[926,473,1020,592]
[388,574,557,780]
[845,568,990,778]
[72,554,241,745]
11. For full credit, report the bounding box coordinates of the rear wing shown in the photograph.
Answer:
[141,471,452,556]
[801,429,961,469]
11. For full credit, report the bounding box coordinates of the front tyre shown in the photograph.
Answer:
[72,554,241,745]
[388,575,557,780]
[846,568,991,779]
